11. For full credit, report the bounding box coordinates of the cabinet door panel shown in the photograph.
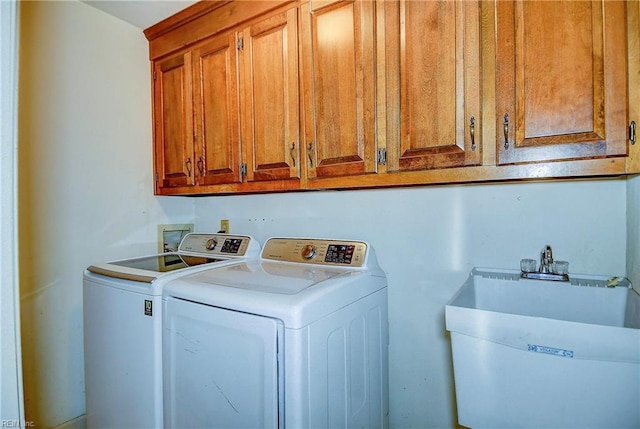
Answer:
[194,34,242,186]
[242,8,300,182]
[154,53,194,189]
[386,0,481,172]
[302,0,376,179]
[496,0,628,165]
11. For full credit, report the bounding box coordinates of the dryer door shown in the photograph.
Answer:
[163,296,282,428]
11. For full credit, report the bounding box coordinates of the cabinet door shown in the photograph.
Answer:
[153,52,195,190]
[193,33,242,186]
[386,0,481,172]
[496,0,628,165]
[301,0,377,180]
[240,8,300,183]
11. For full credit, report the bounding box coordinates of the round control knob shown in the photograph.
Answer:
[205,238,218,251]
[301,244,317,260]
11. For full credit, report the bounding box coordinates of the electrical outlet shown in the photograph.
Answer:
[220,219,229,233]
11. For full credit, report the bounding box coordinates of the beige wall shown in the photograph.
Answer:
[17,1,193,427]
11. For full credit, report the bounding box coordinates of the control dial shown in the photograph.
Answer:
[301,244,317,260]
[205,238,218,251]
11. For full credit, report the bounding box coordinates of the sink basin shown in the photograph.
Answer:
[445,268,640,428]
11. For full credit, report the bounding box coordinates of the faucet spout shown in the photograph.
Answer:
[539,245,553,273]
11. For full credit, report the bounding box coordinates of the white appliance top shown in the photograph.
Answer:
[86,233,260,285]
[163,237,387,328]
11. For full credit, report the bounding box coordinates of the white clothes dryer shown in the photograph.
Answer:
[162,237,389,429]
[83,233,260,429]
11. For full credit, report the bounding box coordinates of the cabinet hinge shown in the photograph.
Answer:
[377,148,387,165]
[240,163,247,177]
[237,37,244,51]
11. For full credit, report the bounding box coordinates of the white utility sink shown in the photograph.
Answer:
[446,268,640,429]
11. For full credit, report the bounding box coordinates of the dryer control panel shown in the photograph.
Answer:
[262,238,368,267]
[178,233,256,256]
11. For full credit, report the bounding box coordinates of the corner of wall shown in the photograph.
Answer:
[628,175,640,294]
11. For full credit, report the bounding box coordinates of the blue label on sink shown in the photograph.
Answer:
[528,344,574,358]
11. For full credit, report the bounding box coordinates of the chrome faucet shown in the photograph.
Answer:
[539,245,553,273]
[521,244,569,282]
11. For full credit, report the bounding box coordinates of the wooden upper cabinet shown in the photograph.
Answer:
[300,0,377,180]
[153,52,195,190]
[240,8,300,183]
[386,0,481,172]
[192,33,242,186]
[496,0,629,165]
[148,0,637,195]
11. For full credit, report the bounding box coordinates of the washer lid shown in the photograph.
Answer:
[86,233,260,284]
[87,254,227,283]
[181,261,347,295]
[163,260,387,328]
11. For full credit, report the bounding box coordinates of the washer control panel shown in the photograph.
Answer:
[262,238,368,267]
[178,233,253,256]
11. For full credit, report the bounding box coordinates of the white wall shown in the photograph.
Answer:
[17,2,194,427]
[194,179,628,428]
[1,0,24,423]
[629,175,640,293]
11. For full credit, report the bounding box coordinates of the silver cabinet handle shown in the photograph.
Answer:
[470,116,476,151]
[197,157,204,176]
[503,113,510,150]
[185,158,192,177]
[631,121,637,145]
[290,142,296,167]
[307,142,314,167]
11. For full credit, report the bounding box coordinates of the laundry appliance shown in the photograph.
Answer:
[83,233,260,429]
[162,237,389,428]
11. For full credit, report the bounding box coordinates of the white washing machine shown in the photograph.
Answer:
[83,233,260,429]
[162,237,389,429]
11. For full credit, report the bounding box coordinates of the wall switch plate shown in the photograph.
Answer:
[220,219,229,233]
